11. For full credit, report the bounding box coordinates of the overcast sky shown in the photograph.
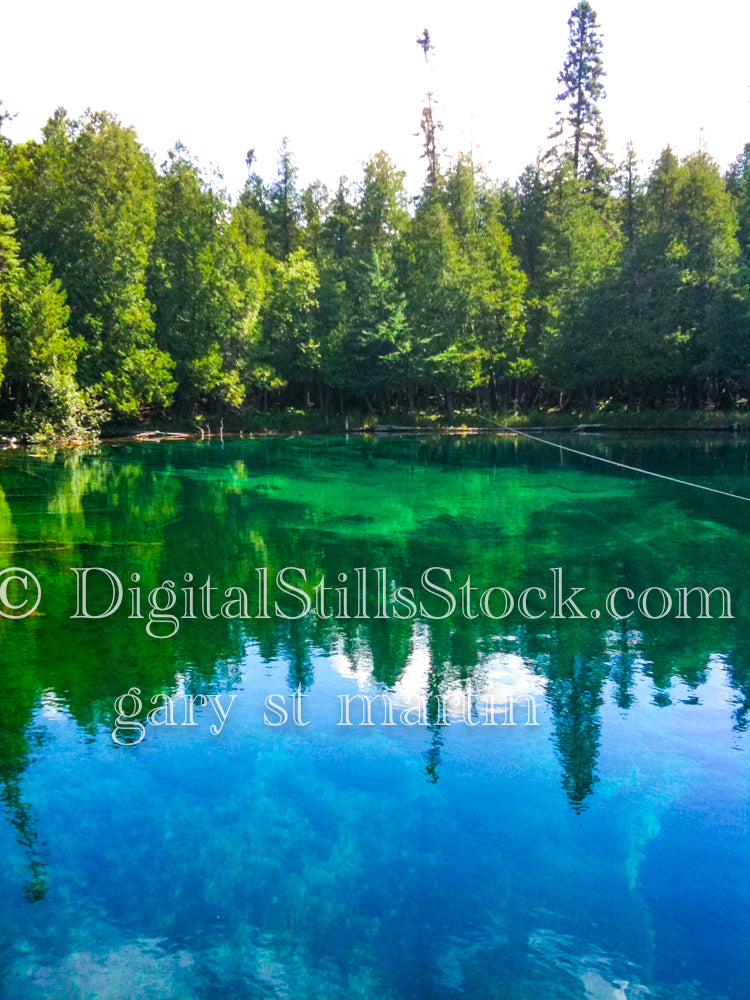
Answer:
[3,0,749,198]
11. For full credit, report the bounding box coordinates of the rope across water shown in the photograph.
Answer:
[488,422,750,503]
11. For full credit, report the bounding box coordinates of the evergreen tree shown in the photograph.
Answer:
[3,256,99,438]
[300,180,328,257]
[0,166,98,436]
[508,162,549,284]
[240,139,302,261]
[0,170,20,387]
[616,142,641,254]
[635,148,744,405]
[405,159,526,417]
[147,148,267,415]
[538,164,622,405]
[418,95,442,191]
[445,157,527,407]
[415,28,442,192]
[549,2,611,193]
[0,100,15,149]
[258,248,319,404]
[313,177,355,402]
[318,154,410,410]
[8,110,175,417]
[726,142,750,271]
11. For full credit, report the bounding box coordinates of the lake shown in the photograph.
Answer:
[0,433,747,999]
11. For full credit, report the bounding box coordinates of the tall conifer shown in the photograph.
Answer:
[549,2,611,192]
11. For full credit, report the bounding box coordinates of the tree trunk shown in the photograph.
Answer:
[443,391,454,421]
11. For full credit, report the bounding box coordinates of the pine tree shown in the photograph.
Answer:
[239,139,302,261]
[726,143,750,268]
[549,2,611,192]
[415,29,442,191]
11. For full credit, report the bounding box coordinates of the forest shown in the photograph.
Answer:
[1,2,749,438]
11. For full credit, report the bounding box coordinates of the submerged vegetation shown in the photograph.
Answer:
[1,3,749,439]
[1,434,748,995]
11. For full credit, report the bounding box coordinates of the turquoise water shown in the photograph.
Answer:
[0,434,747,998]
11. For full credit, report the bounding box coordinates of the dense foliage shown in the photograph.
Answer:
[0,4,749,437]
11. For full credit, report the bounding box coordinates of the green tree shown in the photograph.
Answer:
[0,170,20,388]
[500,163,552,402]
[0,168,99,437]
[549,2,610,193]
[403,158,527,417]
[552,148,747,411]
[0,100,15,149]
[147,148,267,414]
[505,162,549,285]
[633,149,745,405]
[313,155,411,411]
[241,139,302,261]
[3,256,100,437]
[258,248,319,405]
[617,142,641,252]
[445,157,527,408]
[312,177,355,407]
[406,188,481,418]
[415,28,442,192]
[726,142,750,270]
[8,109,175,417]
[539,164,622,405]
[300,180,328,257]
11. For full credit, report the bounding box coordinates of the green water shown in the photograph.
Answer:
[0,434,747,999]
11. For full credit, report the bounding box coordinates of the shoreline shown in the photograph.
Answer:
[2,413,748,449]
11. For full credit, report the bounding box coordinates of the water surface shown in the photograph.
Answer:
[0,434,747,999]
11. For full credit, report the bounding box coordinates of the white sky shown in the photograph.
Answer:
[3,0,749,200]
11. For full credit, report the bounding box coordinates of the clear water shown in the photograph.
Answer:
[0,434,747,999]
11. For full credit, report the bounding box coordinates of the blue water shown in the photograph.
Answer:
[0,435,747,998]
